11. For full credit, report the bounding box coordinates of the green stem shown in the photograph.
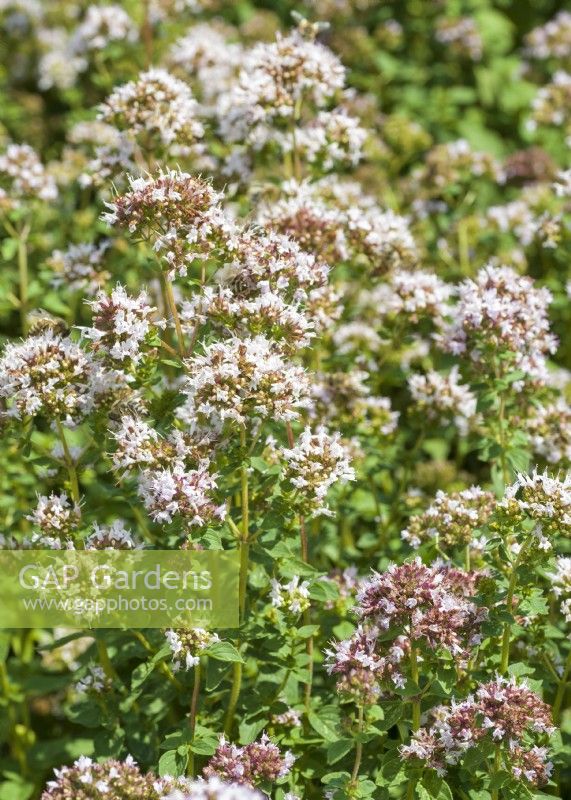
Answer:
[96,637,120,684]
[491,744,502,800]
[350,704,364,785]
[458,217,470,275]
[287,421,314,708]
[187,661,201,776]
[225,426,250,735]
[239,424,249,621]
[497,392,509,486]
[17,225,30,336]
[224,660,242,736]
[553,647,571,723]
[499,555,520,674]
[0,662,28,775]
[55,419,81,506]
[465,543,471,572]
[162,272,186,358]
[405,646,421,800]
[410,645,421,732]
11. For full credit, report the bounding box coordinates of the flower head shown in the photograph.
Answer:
[0,143,57,209]
[204,734,294,788]
[82,284,163,365]
[99,68,204,150]
[103,169,233,279]
[402,487,495,549]
[0,330,95,425]
[179,336,310,430]
[270,576,311,615]
[280,426,355,517]
[165,628,220,670]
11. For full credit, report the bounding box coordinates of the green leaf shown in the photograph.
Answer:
[158,748,188,777]
[0,782,34,800]
[309,580,339,602]
[308,710,339,741]
[327,738,353,764]
[190,733,219,755]
[0,632,10,663]
[489,770,511,790]
[238,717,266,744]
[377,701,402,731]
[205,641,244,662]
[130,644,171,690]
[295,625,320,639]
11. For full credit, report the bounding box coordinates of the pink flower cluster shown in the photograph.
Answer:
[401,677,554,785]
[203,734,294,788]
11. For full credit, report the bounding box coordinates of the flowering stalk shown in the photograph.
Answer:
[55,419,81,507]
[491,745,502,800]
[350,704,364,786]
[188,661,201,776]
[406,645,421,800]
[2,217,31,335]
[285,420,313,709]
[0,661,28,775]
[497,391,509,486]
[410,645,421,731]
[95,637,120,684]
[17,223,31,336]
[553,647,571,722]
[161,273,186,358]
[500,549,523,674]
[225,425,249,735]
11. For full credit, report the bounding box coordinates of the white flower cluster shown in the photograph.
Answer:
[525,11,571,61]
[437,264,557,383]
[48,241,111,294]
[74,664,108,694]
[99,68,204,150]
[280,426,355,517]
[486,186,561,250]
[103,169,233,280]
[26,492,81,538]
[285,109,367,172]
[435,17,483,61]
[408,367,478,436]
[500,469,571,542]
[138,461,226,528]
[71,5,137,53]
[82,283,164,365]
[0,143,58,208]
[270,576,311,615]
[526,398,571,464]
[37,28,87,92]
[167,22,244,105]
[110,416,221,529]
[0,330,94,425]
[530,71,571,143]
[401,486,496,549]
[217,28,345,144]
[554,168,571,197]
[365,268,453,324]
[179,336,311,430]
[165,628,220,670]
[165,776,265,800]
[310,370,399,436]
[85,520,141,550]
[260,178,419,274]
[181,228,332,348]
[73,122,136,189]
